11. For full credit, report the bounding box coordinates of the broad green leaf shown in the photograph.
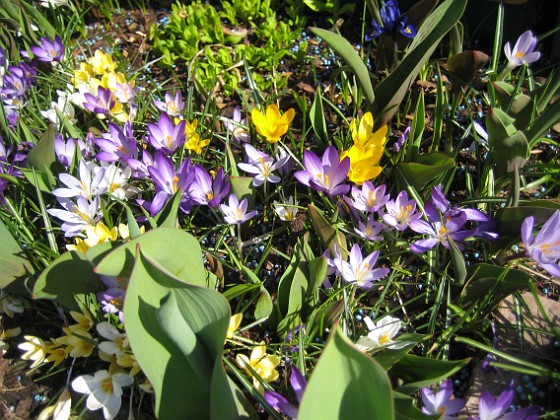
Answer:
[494,201,560,236]
[394,392,440,420]
[154,191,182,228]
[299,326,394,420]
[0,219,34,293]
[372,334,425,370]
[308,204,348,258]
[310,88,328,143]
[392,355,469,393]
[26,125,63,190]
[459,263,534,309]
[526,97,560,148]
[309,27,375,107]
[230,176,255,208]
[125,248,254,418]
[372,0,468,126]
[32,251,102,310]
[398,152,454,191]
[447,50,489,86]
[125,206,143,239]
[95,228,208,287]
[241,266,273,320]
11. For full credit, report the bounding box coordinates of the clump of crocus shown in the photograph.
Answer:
[341,112,387,184]
[236,343,281,394]
[420,378,466,419]
[381,190,422,231]
[521,210,560,278]
[365,0,416,41]
[251,104,295,143]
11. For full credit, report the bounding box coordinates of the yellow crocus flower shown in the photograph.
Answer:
[341,144,384,185]
[226,313,243,340]
[236,343,281,394]
[350,112,388,149]
[89,50,117,75]
[185,133,210,154]
[66,222,118,253]
[251,104,295,143]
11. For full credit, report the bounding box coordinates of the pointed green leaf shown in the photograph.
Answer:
[32,251,102,310]
[299,326,394,420]
[372,0,468,126]
[0,219,34,292]
[309,27,375,106]
[95,228,208,287]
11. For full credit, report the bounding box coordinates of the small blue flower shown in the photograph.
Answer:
[365,0,416,41]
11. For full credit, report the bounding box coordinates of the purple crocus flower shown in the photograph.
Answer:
[294,146,350,197]
[471,381,540,420]
[409,212,475,253]
[145,152,192,216]
[95,122,138,163]
[54,134,76,168]
[47,196,102,237]
[188,165,230,208]
[264,366,307,419]
[83,87,116,118]
[146,112,186,154]
[521,210,560,278]
[153,91,184,117]
[220,194,257,224]
[340,244,389,289]
[428,185,489,223]
[237,144,289,187]
[351,181,390,213]
[223,106,249,143]
[504,30,541,68]
[354,214,385,241]
[393,126,410,153]
[97,276,128,323]
[365,0,416,41]
[29,35,65,63]
[421,379,466,419]
[381,190,422,231]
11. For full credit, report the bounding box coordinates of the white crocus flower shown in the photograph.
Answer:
[237,144,289,187]
[40,90,76,130]
[18,336,47,368]
[355,315,408,351]
[51,160,107,201]
[97,322,129,359]
[71,370,133,420]
[273,196,297,221]
[101,164,137,200]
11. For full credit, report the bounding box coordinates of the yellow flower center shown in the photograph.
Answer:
[516,51,525,58]
[101,377,114,394]
[397,205,412,221]
[379,332,391,345]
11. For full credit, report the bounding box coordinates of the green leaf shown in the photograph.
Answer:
[398,152,455,191]
[26,125,63,190]
[32,251,102,310]
[448,237,467,285]
[310,88,328,144]
[230,176,255,208]
[154,191,182,228]
[392,355,469,393]
[447,50,489,86]
[299,326,394,420]
[459,263,534,309]
[125,247,254,418]
[308,204,348,258]
[309,27,375,107]
[372,0,468,126]
[0,219,34,293]
[494,201,560,236]
[95,228,208,287]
